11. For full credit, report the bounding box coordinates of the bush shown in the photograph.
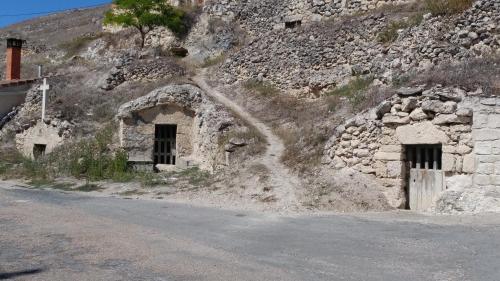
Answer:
[202,54,226,68]
[59,33,103,58]
[326,76,374,109]
[243,79,280,96]
[378,14,423,43]
[59,127,129,181]
[411,56,500,95]
[425,0,474,16]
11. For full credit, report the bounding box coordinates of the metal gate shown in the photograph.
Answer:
[154,124,177,165]
[406,145,445,211]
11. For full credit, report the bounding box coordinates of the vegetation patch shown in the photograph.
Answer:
[326,76,374,109]
[243,79,280,96]
[59,33,103,58]
[411,56,500,96]
[425,0,474,16]
[378,14,423,43]
[202,54,226,68]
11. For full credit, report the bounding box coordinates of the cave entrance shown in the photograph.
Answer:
[285,20,302,29]
[405,144,445,211]
[33,144,46,160]
[154,124,177,165]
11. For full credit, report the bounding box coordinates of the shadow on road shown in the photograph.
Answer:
[0,268,45,280]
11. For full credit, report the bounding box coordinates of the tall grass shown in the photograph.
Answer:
[425,0,474,16]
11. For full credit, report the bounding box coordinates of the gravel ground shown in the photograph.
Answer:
[1,182,500,281]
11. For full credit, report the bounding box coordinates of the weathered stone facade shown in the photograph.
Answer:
[324,87,500,210]
[15,119,72,158]
[117,84,237,171]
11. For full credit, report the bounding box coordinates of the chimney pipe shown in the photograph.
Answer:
[5,38,24,81]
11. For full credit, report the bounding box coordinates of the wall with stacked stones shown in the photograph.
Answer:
[323,86,496,209]
[203,0,414,32]
[471,96,500,188]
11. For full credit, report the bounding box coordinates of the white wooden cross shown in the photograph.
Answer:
[40,78,50,121]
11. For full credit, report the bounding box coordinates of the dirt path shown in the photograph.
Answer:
[192,71,302,210]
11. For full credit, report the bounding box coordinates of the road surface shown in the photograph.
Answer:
[1,182,499,281]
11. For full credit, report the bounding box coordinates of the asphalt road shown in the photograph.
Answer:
[1,183,500,281]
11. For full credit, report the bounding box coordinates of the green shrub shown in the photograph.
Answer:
[59,33,103,58]
[326,76,374,109]
[425,0,474,16]
[378,14,423,43]
[243,79,280,96]
[202,54,226,68]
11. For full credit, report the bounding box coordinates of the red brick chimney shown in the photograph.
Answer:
[5,38,24,80]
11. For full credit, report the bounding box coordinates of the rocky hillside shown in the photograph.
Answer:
[0,0,499,212]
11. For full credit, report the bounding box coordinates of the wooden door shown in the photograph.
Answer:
[409,169,445,211]
[406,145,445,211]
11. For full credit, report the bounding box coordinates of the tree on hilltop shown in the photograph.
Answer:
[104,0,188,49]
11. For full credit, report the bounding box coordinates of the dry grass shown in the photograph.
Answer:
[243,79,280,96]
[377,14,423,43]
[411,56,500,96]
[425,0,474,16]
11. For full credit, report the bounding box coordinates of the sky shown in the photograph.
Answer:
[0,0,111,28]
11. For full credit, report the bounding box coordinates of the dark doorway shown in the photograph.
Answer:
[285,20,302,29]
[405,144,445,210]
[33,144,46,160]
[154,125,177,165]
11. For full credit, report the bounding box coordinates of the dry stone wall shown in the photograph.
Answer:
[216,0,499,96]
[323,87,481,208]
[324,87,500,211]
[204,0,414,32]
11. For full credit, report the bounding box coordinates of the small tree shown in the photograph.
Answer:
[104,0,188,49]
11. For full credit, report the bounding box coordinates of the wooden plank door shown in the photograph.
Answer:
[409,169,445,211]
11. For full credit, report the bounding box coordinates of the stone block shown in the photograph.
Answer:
[396,121,449,144]
[382,115,410,125]
[474,175,492,186]
[409,108,428,121]
[456,156,463,173]
[477,163,494,174]
[401,97,418,112]
[374,161,387,178]
[433,114,471,125]
[446,175,473,191]
[472,113,488,129]
[477,155,500,164]
[488,114,500,129]
[374,152,404,161]
[354,149,370,157]
[386,161,404,178]
[456,145,472,155]
[442,153,456,172]
[379,145,403,153]
[475,142,492,155]
[492,176,500,186]
[495,162,500,174]
[456,108,473,117]
[442,145,456,154]
[474,129,500,141]
[462,154,475,173]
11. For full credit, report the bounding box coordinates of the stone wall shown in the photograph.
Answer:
[323,86,483,209]
[471,96,500,188]
[204,0,414,32]
[15,119,72,158]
